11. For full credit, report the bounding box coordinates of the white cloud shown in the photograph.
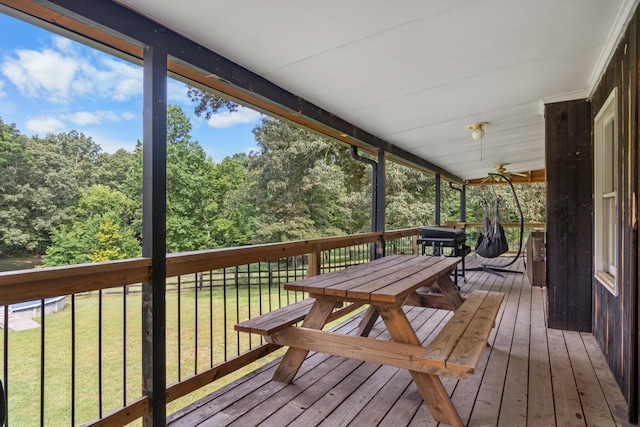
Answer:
[91,57,142,101]
[52,36,75,54]
[0,80,6,99]
[62,110,136,126]
[1,48,79,103]
[0,36,142,104]
[25,116,65,135]
[207,106,261,129]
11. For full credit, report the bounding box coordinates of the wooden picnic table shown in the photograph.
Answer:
[236,255,504,426]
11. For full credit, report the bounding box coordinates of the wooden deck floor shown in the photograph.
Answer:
[167,256,633,427]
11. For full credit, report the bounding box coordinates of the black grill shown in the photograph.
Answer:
[417,226,470,285]
[418,226,467,255]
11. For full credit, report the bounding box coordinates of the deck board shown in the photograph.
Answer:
[527,285,555,426]
[168,256,633,427]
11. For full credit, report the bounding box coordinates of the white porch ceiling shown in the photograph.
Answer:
[118,0,636,181]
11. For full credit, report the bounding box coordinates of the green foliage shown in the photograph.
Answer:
[38,130,103,186]
[42,186,140,266]
[87,217,132,262]
[0,118,80,255]
[1,103,547,263]
[466,182,546,223]
[385,161,437,228]
[77,184,133,220]
[249,117,368,243]
[210,154,256,246]
[165,105,219,251]
[187,86,238,120]
[40,224,88,266]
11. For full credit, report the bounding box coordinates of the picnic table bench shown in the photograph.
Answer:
[235,255,504,427]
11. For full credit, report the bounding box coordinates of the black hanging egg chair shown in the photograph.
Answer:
[475,197,510,258]
[469,173,525,275]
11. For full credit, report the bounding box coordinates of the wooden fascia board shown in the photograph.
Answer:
[465,169,546,186]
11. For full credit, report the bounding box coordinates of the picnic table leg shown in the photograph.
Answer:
[436,273,464,310]
[356,306,379,337]
[272,298,336,383]
[379,305,465,427]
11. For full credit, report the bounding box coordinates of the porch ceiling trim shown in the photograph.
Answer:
[2,0,464,183]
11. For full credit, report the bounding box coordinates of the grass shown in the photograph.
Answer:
[0,255,41,272]
[0,284,308,426]
[0,246,380,425]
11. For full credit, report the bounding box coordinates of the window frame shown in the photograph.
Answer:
[593,87,619,296]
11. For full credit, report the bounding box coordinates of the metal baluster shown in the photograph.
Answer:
[40,299,45,427]
[3,304,8,426]
[123,287,127,406]
[194,273,198,374]
[71,295,75,426]
[235,266,240,355]
[209,271,213,367]
[177,276,181,381]
[98,291,103,418]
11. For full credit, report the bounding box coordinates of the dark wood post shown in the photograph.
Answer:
[545,99,592,332]
[141,45,167,427]
[435,173,441,226]
[375,149,386,258]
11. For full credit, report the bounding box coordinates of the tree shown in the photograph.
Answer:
[41,186,139,266]
[77,184,134,224]
[96,148,138,193]
[39,130,104,187]
[210,154,257,246]
[164,104,220,251]
[87,217,138,262]
[0,119,80,255]
[249,117,367,243]
[384,161,437,229]
[42,213,139,266]
[186,86,238,120]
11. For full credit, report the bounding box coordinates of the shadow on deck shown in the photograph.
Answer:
[167,256,632,427]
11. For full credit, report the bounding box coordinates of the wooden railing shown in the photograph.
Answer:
[462,222,546,254]
[0,228,419,427]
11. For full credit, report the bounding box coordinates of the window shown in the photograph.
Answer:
[593,87,618,296]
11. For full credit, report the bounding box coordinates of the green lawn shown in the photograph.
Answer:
[0,285,304,426]
[0,249,372,426]
[0,255,41,272]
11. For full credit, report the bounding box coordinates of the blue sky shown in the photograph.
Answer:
[0,13,262,162]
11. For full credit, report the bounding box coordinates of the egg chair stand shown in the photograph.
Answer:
[467,173,525,276]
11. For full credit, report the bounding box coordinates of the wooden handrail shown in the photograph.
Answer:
[0,258,151,306]
[166,232,384,277]
[462,222,546,229]
[0,230,420,306]
[0,228,419,426]
[383,227,421,240]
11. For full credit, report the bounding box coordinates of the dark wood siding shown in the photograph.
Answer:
[589,9,638,417]
[545,99,593,333]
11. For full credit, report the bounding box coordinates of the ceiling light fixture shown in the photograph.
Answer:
[467,122,488,140]
[467,122,489,161]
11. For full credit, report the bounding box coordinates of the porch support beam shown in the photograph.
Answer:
[435,174,441,226]
[141,46,167,427]
[375,150,386,258]
[448,182,466,222]
[545,99,592,332]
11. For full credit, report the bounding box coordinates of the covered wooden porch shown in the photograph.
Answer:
[168,257,630,427]
[0,1,638,426]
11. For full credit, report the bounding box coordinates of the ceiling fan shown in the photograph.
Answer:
[484,164,527,183]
